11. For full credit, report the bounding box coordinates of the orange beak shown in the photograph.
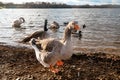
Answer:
[74,24,80,30]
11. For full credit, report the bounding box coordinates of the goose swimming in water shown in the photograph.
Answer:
[49,21,60,29]
[12,17,25,28]
[30,21,80,73]
[22,19,48,43]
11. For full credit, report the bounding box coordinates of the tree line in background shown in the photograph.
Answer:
[0,2,120,8]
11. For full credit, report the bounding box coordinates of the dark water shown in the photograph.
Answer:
[0,8,120,53]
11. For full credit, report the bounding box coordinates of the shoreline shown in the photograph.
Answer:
[0,44,120,79]
[1,42,120,56]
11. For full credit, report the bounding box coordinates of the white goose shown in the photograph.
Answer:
[30,21,80,73]
[12,17,25,28]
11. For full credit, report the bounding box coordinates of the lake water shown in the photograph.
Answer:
[0,8,120,54]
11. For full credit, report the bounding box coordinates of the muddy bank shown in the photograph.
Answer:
[0,44,120,80]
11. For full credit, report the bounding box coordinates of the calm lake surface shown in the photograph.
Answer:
[0,8,120,54]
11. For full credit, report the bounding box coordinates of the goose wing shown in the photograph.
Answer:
[39,38,63,52]
[22,31,49,43]
[39,39,63,67]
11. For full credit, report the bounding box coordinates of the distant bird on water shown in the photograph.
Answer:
[21,19,48,43]
[12,17,25,28]
[63,22,69,26]
[83,24,86,29]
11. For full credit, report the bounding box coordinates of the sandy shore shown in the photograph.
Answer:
[0,44,120,80]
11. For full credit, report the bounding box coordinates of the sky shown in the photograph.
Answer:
[0,0,120,5]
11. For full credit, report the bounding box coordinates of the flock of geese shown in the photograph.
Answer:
[12,17,86,73]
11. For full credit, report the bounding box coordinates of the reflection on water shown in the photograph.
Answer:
[0,8,120,53]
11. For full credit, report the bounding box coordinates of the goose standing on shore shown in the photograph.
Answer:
[30,21,80,73]
[22,19,48,43]
[12,17,25,28]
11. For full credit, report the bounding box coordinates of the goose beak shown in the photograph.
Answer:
[74,24,80,30]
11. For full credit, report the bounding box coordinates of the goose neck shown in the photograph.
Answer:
[44,19,48,31]
[63,27,71,42]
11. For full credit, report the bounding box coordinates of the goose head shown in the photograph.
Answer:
[67,21,79,30]
[63,21,80,42]
[30,38,37,46]
[30,38,42,50]
[49,21,60,29]
[19,17,25,23]
[65,21,79,33]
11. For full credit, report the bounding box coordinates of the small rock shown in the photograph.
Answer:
[71,65,76,68]
[16,77,21,80]
[77,68,81,70]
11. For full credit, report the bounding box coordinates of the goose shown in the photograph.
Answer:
[30,21,80,73]
[12,17,25,28]
[49,21,60,29]
[22,19,48,43]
